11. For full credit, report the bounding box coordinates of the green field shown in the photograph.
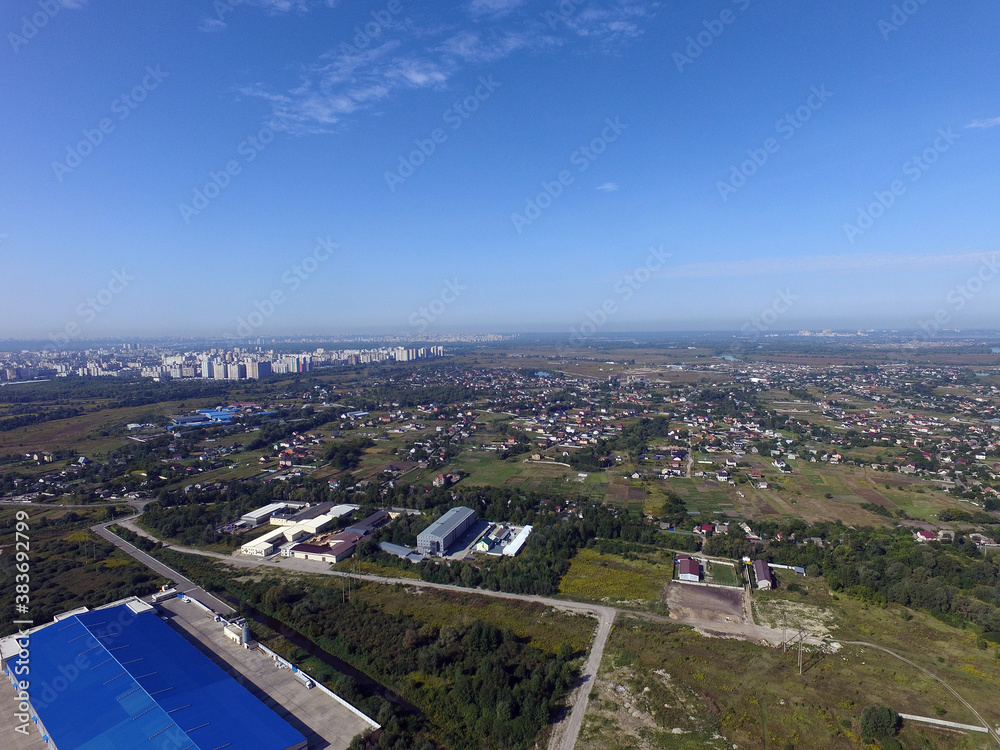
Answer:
[0,397,218,456]
[436,451,609,501]
[558,547,672,607]
[1,508,166,636]
[706,560,741,587]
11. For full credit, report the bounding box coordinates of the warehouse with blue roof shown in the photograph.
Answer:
[2,598,307,750]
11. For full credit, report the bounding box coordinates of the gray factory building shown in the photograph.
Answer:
[417,506,476,555]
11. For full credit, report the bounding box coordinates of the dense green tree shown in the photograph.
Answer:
[860,705,899,741]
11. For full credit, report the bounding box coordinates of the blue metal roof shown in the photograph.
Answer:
[28,604,306,750]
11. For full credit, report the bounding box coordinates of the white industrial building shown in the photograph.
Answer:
[240,509,353,557]
[270,503,355,527]
[417,506,476,555]
[502,525,533,556]
[240,528,289,556]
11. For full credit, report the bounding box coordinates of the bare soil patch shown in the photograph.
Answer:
[663,582,745,623]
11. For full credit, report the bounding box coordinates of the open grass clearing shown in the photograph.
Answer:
[559,547,674,608]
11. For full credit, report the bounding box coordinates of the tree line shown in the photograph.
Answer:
[223,574,579,750]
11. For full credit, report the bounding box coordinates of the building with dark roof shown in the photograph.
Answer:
[1,599,306,750]
[379,542,425,564]
[677,556,701,582]
[289,531,363,563]
[753,559,775,590]
[417,506,476,555]
[346,510,391,536]
[271,501,335,525]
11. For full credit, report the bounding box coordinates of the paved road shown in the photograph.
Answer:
[0,500,129,507]
[93,519,234,615]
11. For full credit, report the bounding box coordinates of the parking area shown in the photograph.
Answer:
[159,597,375,750]
[446,519,493,559]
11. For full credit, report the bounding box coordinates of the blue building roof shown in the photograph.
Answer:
[27,603,306,750]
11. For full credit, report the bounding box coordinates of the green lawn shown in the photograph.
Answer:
[559,548,672,607]
[707,561,740,587]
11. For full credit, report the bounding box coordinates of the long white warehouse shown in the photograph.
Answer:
[502,525,532,556]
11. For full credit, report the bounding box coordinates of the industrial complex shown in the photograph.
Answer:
[239,502,360,557]
[234,501,533,564]
[1,597,308,750]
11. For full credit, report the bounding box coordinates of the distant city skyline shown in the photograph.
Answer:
[3,1,999,339]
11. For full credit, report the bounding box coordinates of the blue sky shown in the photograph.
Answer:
[2,0,999,340]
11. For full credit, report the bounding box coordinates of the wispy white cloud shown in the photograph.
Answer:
[468,0,528,17]
[240,41,454,133]
[656,251,997,278]
[595,182,619,191]
[967,116,1000,129]
[245,0,331,12]
[199,17,227,33]
[554,1,660,46]
[239,1,658,133]
[439,30,532,63]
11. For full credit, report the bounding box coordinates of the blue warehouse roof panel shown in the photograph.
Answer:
[27,603,306,750]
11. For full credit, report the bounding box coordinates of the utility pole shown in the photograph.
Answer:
[782,611,787,654]
[798,629,804,675]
